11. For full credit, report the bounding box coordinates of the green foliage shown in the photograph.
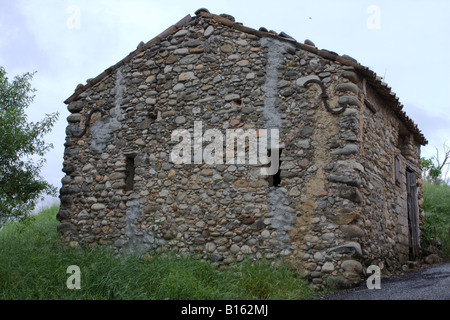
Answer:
[422,182,450,258]
[421,157,442,182]
[0,206,318,300]
[0,66,59,224]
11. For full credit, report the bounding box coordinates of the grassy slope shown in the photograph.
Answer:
[422,182,450,258]
[0,206,318,300]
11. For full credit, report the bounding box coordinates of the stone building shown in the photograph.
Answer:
[57,9,427,288]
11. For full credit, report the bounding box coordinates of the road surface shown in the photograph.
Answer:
[322,262,450,300]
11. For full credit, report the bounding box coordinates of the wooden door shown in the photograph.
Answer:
[407,171,420,260]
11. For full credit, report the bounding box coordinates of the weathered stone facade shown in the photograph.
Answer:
[57,9,427,288]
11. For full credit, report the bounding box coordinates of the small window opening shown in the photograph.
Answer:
[394,155,402,186]
[268,149,283,187]
[125,156,135,191]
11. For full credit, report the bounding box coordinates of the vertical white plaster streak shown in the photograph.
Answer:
[114,68,124,109]
[260,37,295,254]
[90,68,125,153]
[124,199,140,251]
[260,37,294,133]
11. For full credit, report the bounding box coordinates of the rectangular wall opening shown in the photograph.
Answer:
[268,149,283,187]
[125,156,135,191]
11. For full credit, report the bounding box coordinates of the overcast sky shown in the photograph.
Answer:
[1,0,449,205]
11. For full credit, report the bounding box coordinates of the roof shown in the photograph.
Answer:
[64,8,427,146]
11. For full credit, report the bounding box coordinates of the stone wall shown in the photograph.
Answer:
[295,66,424,288]
[57,13,424,289]
[359,82,423,267]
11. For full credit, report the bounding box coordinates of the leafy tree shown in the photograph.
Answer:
[0,66,59,225]
[421,143,450,184]
[421,157,442,182]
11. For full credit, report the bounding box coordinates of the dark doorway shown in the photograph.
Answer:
[407,170,420,260]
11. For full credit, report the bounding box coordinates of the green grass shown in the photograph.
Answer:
[422,182,450,258]
[0,206,317,300]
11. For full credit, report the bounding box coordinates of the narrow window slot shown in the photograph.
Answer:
[125,156,135,191]
[394,155,402,186]
[268,149,283,187]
